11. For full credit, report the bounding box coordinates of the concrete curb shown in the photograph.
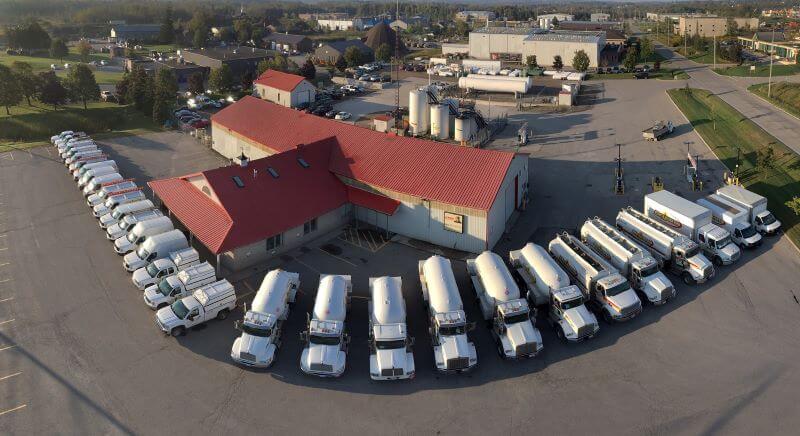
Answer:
[665,88,800,257]
[746,87,800,122]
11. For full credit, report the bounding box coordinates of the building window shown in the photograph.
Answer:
[304,218,317,235]
[266,234,282,250]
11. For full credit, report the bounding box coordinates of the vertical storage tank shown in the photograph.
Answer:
[408,89,430,136]
[454,116,475,142]
[430,104,450,140]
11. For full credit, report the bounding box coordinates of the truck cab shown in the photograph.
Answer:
[143,262,216,309]
[729,222,762,248]
[548,286,599,342]
[754,211,780,235]
[131,248,200,290]
[592,274,642,323]
[628,256,675,305]
[430,311,477,372]
[368,276,415,380]
[696,224,740,266]
[300,275,350,378]
[156,280,236,337]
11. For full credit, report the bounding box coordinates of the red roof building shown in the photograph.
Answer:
[253,70,316,108]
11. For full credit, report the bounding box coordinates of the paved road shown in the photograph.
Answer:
[654,44,800,155]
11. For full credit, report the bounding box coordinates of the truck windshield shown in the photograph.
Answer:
[157,280,174,296]
[242,324,272,338]
[136,247,149,260]
[438,324,466,336]
[111,210,124,220]
[309,334,340,346]
[127,232,139,243]
[375,339,406,350]
[640,264,659,277]
[503,312,530,325]
[146,263,160,277]
[741,225,757,238]
[605,281,631,297]
[171,300,190,319]
[759,213,776,225]
[559,297,583,311]
[713,235,732,249]
[684,245,700,258]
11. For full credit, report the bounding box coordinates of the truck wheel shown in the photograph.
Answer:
[682,273,693,285]
[170,326,185,337]
[157,303,167,310]
[713,256,723,267]
[602,310,613,324]
[556,326,566,342]
[216,309,230,320]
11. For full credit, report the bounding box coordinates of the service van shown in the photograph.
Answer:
[73,160,116,181]
[61,143,98,160]
[132,248,200,290]
[92,189,145,218]
[123,229,189,272]
[106,209,164,240]
[114,216,175,254]
[64,147,102,165]
[86,179,137,207]
[69,154,108,172]
[78,166,118,188]
[82,173,123,196]
[99,199,154,229]
[143,262,217,309]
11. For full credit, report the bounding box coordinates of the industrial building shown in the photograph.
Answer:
[153,59,209,86]
[160,96,528,271]
[317,18,366,31]
[180,47,271,81]
[253,70,316,108]
[591,13,611,22]
[468,28,606,68]
[676,16,759,37]
[538,13,574,22]
[455,11,496,22]
[262,33,313,53]
[110,24,161,42]
[314,40,373,64]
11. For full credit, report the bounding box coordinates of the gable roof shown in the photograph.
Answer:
[324,39,373,54]
[254,69,308,92]
[753,31,785,41]
[211,96,515,211]
[263,33,309,44]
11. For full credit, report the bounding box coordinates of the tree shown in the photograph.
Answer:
[115,72,130,104]
[269,53,288,72]
[11,61,37,106]
[234,20,252,44]
[155,68,178,102]
[786,197,800,217]
[726,18,739,37]
[208,65,234,92]
[127,66,155,114]
[756,146,776,180]
[50,38,69,62]
[76,40,92,63]
[152,95,170,125]
[257,59,271,76]
[251,28,266,46]
[335,56,348,73]
[241,70,255,90]
[572,50,590,72]
[7,20,51,51]
[159,6,175,44]
[218,27,235,43]
[193,29,206,49]
[344,46,363,68]
[552,55,563,71]
[526,55,538,69]
[640,37,654,62]
[299,58,316,81]
[188,72,205,95]
[375,43,392,63]
[454,20,469,38]
[65,63,99,109]
[0,65,22,115]
[624,47,638,72]
[37,72,67,110]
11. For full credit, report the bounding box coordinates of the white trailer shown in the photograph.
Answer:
[616,207,714,284]
[548,233,642,323]
[300,274,351,377]
[368,276,415,380]
[715,185,781,235]
[231,269,299,368]
[419,255,477,372]
[644,191,740,266]
[580,217,676,305]
[697,194,762,248]
[466,251,543,358]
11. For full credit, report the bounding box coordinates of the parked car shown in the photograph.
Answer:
[335,112,351,120]
[325,110,338,118]
[190,119,210,128]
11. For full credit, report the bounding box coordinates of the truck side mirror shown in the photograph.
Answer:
[498,325,506,335]
[233,320,242,331]
[299,331,308,342]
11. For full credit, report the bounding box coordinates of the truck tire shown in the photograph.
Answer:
[682,272,694,285]
[713,256,723,267]
[170,326,185,337]
[556,326,566,342]
[216,309,230,320]
[602,310,613,324]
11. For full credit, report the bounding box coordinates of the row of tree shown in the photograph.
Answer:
[115,66,178,125]
[0,62,99,114]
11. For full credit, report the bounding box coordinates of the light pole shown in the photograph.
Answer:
[767,22,777,98]
[713,33,716,71]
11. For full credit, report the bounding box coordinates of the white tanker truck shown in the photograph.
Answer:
[300,274,351,377]
[548,233,642,323]
[368,276,415,380]
[509,243,599,342]
[466,251,542,358]
[419,255,477,373]
[616,207,714,285]
[581,217,676,305]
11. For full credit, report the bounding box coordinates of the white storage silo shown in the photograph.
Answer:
[454,116,475,142]
[430,104,450,140]
[409,89,430,136]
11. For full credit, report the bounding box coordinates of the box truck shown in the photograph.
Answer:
[715,185,781,235]
[697,194,762,248]
[300,274,351,377]
[368,276,415,380]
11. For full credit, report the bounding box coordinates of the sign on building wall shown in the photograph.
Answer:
[444,212,464,233]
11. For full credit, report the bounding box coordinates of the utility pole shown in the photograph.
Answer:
[768,21,777,98]
[713,33,716,71]
[735,145,741,179]
[393,0,402,131]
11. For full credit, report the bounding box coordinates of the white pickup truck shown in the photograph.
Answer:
[143,262,217,309]
[155,280,237,337]
[131,247,200,290]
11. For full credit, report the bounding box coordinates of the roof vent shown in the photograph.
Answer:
[297,157,310,168]
[235,152,249,167]
[232,176,245,188]
[267,167,279,178]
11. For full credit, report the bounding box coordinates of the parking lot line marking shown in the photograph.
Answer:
[291,256,321,274]
[0,279,10,284]
[0,247,7,251]
[0,263,8,268]
[0,345,17,352]
[0,297,13,303]
[0,372,21,382]
[0,404,26,416]
[317,247,358,267]
[0,319,14,326]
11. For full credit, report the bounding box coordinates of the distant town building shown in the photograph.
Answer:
[538,13,575,22]
[153,59,209,86]
[738,32,800,62]
[590,13,611,22]
[317,17,366,31]
[468,27,605,67]
[262,33,313,53]
[180,47,271,81]
[110,24,161,42]
[314,40,373,64]
[253,70,316,108]
[676,16,759,37]
[455,11,496,22]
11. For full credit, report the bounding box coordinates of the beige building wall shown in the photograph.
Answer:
[522,39,603,68]
[677,17,759,37]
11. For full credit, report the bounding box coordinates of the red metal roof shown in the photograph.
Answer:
[212,96,515,211]
[253,69,308,92]
[346,186,400,215]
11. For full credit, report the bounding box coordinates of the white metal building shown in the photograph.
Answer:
[468,28,605,68]
[253,69,316,108]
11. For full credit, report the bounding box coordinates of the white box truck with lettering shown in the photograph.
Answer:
[581,217,676,305]
[715,185,781,235]
[368,276,415,380]
[696,194,762,248]
[549,233,642,323]
[419,255,477,372]
[300,274,351,377]
[231,269,299,368]
[466,251,542,358]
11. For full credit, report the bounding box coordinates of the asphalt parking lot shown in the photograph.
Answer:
[2,77,800,434]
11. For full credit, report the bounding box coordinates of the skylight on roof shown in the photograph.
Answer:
[267,167,279,178]
[232,176,245,188]
[297,158,310,168]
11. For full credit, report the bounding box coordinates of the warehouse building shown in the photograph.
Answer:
[538,13,574,22]
[314,40,373,64]
[110,24,160,42]
[180,47,271,81]
[253,69,316,108]
[154,96,528,272]
[262,33,313,53]
[153,59,209,86]
[455,11,496,22]
[468,28,605,67]
[676,16,759,37]
[590,13,611,22]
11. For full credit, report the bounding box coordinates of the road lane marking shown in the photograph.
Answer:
[0,319,14,326]
[0,404,26,416]
[0,372,21,382]
[0,297,13,303]
[0,345,17,352]
[0,247,7,251]
[0,279,11,284]
[0,263,8,268]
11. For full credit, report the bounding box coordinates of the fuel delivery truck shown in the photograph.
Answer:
[509,243,599,342]
[644,191,740,266]
[368,276,415,380]
[581,217,676,305]
[300,274,351,377]
[616,207,714,285]
[419,255,478,372]
[466,251,542,358]
[548,233,642,323]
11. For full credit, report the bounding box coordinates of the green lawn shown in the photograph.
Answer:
[0,101,159,150]
[0,47,123,84]
[667,88,800,247]
[714,63,800,77]
[748,82,800,119]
